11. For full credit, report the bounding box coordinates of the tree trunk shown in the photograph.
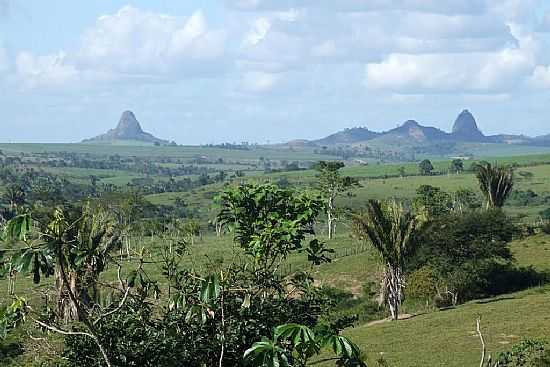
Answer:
[55,268,80,323]
[387,265,402,321]
[327,196,335,240]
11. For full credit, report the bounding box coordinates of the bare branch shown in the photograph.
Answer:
[29,314,112,367]
[476,317,486,367]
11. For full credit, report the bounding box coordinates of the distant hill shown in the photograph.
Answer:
[313,127,381,146]
[83,111,169,145]
[295,110,550,153]
[372,120,450,145]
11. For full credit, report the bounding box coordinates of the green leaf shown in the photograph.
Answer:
[200,274,220,303]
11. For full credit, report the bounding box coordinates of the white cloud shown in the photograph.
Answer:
[364,27,537,93]
[77,6,226,76]
[235,8,517,74]
[15,51,79,87]
[11,6,228,89]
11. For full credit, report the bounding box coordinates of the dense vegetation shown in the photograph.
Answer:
[1,145,550,366]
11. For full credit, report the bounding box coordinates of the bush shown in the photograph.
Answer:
[407,266,439,304]
[496,339,550,367]
[541,221,550,235]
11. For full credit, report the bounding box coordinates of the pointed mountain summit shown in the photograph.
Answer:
[83,111,168,144]
[451,109,486,141]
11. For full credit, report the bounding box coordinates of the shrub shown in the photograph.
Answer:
[406,266,439,304]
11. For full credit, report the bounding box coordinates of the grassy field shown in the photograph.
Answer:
[345,286,550,366]
[0,143,333,161]
[2,145,550,366]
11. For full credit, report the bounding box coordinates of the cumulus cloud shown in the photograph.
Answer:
[364,25,538,93]
[234,7,518,75]
[12,6,228,88]
[77,6,226,76]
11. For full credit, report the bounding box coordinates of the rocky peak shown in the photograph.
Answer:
[114,111,144,137]
[452,109,485,141]
[82,110,168,144]
[402,120,420,128]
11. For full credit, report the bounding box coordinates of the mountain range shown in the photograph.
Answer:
[302,110,544,148]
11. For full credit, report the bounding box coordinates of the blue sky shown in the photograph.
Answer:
[1,0,550,143]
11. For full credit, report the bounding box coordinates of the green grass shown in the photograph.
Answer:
[0,143,334,161]
[344,286,550,367]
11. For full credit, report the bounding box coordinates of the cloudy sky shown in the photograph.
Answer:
[1,0,550,143]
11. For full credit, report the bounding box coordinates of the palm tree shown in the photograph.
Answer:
[474,162,514,209]
[353,200,425,320]
[5,184,25,210]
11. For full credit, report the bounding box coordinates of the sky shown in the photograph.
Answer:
[1,0,550,144]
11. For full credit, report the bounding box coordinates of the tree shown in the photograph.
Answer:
[218,183,331,275]
[474,162,514,209]
[398,166,406,178]
[450,159,464,174]
[412,210,517,305]
[0,206,127,367]
[352,200,426,320]
[418,159,434,176]
[315,161,359,239]
[4,184,26,211]
[413,185,452,218]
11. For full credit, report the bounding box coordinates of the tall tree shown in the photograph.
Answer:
[315,161,359,239]
[418,159,434,176]
[450,159,464,174]
[353,200,426,320]
[474,162,514,209]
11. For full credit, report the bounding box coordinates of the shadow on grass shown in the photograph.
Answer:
[475,296,516,305]
[0,341,24,365]
[485,264,550,297]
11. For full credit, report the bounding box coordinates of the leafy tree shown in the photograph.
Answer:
[418,159,434,176]
[315,161,359,239]
[413,185,452,218]
[412,209,517,305]
[218,183,330,274]
[474,162,514,209]
[398,166,406,178]
[450,159,464,174]
[353,200,426,320]
[0,205,127,367]
[453,188,482,212]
